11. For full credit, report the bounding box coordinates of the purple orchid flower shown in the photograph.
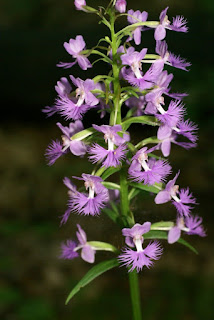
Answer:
[115,0,127,13]
[153,7,188,41]
[75,224,96,263]
[55,76,99,120]
[42,77,72,117]
[168,216,206,244]
[128,147,171,185]
[155,172,197,216]
[60,224,96,263]
[157,120,198,157]
[121,47,161,90]
[57,35,92,70]
[45,120,87,165]
[155,100,186,128]
[127,10,148,45]
[68,174,109,216]
[155,40,191,71]
[118,222,163,272]
[144,70,187,115]
[89,125,129,168]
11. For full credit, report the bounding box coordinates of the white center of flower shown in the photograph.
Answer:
[134,238,143,252]
[85,180,95,199]
[76,88,85,107]
[138,152,150,171]
[156,100,166,114]
[104,132,115,151]
[171,185,180,202]
[163,16,170,27]
[131,62,142,79]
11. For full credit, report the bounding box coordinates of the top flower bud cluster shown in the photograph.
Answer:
[44,1,205,273]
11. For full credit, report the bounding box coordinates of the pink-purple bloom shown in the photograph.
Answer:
[69,174,109,216]
[60,224,96,263]
[153,7,188,41]
[121,47,160,90]
[168,216,206,244]
[118,222,163,272]
[89,125,129,168]
[155,100,185,127]
[128,147,171,185]
[55,76,99,120]
[155,172,197,216]
[57,35,92,70]
[45,120,87,165]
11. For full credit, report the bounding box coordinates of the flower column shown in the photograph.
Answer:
[109,8,142,320]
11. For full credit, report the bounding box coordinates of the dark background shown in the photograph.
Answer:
[1,0,214,319]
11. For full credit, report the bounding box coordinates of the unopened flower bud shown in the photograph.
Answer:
[74,0,86,11]
[115,0,127,13]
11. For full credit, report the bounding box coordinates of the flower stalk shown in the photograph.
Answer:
[44,0,206,318]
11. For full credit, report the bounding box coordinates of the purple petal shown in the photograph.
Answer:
[60,240,79,260]
[81,245,95,263]
[155,25,166,41]
[70,140,87,156]
[168,226,181,244]
[77,55,92,70]
[161,139,171,157]
[155,190,171,204]
[76,224,87,245]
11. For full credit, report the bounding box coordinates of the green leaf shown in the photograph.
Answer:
[71,127,95,141]
[87,241,119,253]
[144,230,198,254]
[129,182,161,194]
[122,116,159,131]
[102,182,120,190]
[65,259,119,304]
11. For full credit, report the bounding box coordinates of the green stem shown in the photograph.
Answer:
[108,10,142,320]
[109,11,121,125]
[119,167,129,217]
[128,270,142,320]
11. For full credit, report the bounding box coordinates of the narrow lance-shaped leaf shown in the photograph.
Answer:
[65,259,119,304]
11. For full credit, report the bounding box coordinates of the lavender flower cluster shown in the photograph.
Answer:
[44,0,205,273]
